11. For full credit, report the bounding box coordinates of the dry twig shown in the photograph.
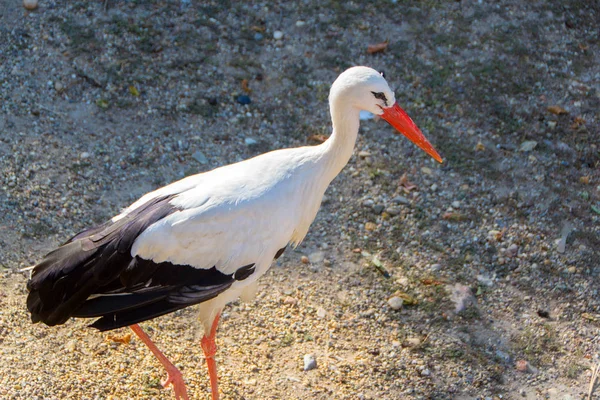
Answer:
[589,362,600,400]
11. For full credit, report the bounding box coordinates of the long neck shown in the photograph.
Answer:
[318,96,360,183]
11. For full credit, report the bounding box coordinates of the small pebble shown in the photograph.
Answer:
[283,296,297,305]
[80,152,90,159]
[519,140,538,152]
[273,31,284,40]
[385,206,401,216]
[316,307,327,318]
[23,0,38,10]
[387,297,403,310]
[495,350,511,363]
[253,33,263,41]
[404,337,421,348]
[450,283,476,313]
[303,354,317,371]
[295,20,305,27]
[420,368,431,376]
[364,222,377,231]
[54,81,64,93]
[506,243,519,257]
[429,263,442,272]
[244,137,258,146]
[372,204,384,214]
[392,195,410,205]
[300,256,309,264]
[192,151,208,164]
[515,360,529,372]
[236,95,251,105]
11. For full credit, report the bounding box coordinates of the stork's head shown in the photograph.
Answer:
[331,66,442,163]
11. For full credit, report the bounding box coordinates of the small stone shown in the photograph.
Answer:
[365,222,377,231]
[556,237,566,253]
[358,150,371,158]
[420,368,431,376]
[362,199,374,208]
[387,296,403,310]
[244,137,258,146]
[303,354,317,371]
[372,204,384,214]
[54,81,64,93]
[283,296,297,305]
[495,350,511,363]
[451,200,461,208]
[300,256,309,264]
[487,230,502,241]
[392,195,410,205]
[506,243,519,257]
[449,283,476,313]
[295,20,306,27]
[385,206,401,216]
[253,33,263,41]
[519,140,538,152]
[421,166,432,175]
[323,259,332,267]
[429,263,442,272]
[65,340,77,352]
[236,95,251,105]
[273,31,284,40]
[23,0,38,10]
[515,360,527,372]
[316,307,327,318]
[192,151,208,164]
[80,152,90,159]
[430,183,438,191]
[403,337,421,348]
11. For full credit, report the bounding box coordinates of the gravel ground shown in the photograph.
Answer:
[1,0,599,399]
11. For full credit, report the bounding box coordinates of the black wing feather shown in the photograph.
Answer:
[27,192,264,331]
[27,194,181,326]
[26,194,259,331]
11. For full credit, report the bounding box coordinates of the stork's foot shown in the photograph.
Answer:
[161,367,189,400]
[129,324,190,400]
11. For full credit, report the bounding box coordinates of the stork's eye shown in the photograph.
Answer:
[379,71,385,78]
[371,91,388,106]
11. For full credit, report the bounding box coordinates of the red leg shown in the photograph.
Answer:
[129,324,189,400]
[200,313,221,400]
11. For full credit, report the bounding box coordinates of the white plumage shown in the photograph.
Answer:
[27,66,442,400]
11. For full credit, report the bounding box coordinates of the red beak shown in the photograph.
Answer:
[380,103,443,163]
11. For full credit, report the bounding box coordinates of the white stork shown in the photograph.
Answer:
[26,66,442,400]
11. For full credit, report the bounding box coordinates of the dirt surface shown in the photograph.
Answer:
[1,1,599,399]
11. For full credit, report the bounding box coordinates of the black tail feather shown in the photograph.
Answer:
[88,283,232,331]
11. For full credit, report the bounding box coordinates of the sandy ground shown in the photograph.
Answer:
[1,0,599,399]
